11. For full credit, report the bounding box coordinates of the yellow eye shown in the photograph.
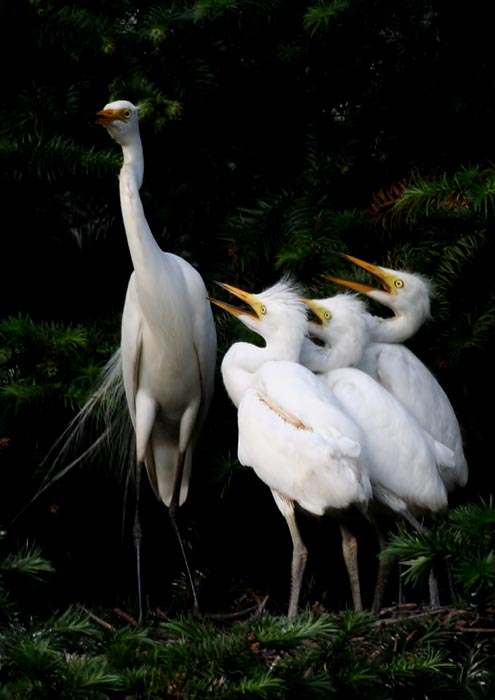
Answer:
[394,279,404,289]
[124,109,131,119]
[324,311,332,321]
[260,305,267,315]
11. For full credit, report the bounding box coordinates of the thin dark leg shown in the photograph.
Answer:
[169,450,200,616]
[133,463,144,621]
[400,512,440,608]
[370,520,392,614]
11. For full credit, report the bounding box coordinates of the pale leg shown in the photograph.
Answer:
[339,524,362,611]
[272,490,308,619]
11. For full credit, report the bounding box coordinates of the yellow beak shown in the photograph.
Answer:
[208,282,262,320]
[323,253,398,296]
[301,298,327,326]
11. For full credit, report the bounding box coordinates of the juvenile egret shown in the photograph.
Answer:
[325,253,468,494]
[95,100,217,615]
[210,279,372,618]
[301,293,455,610]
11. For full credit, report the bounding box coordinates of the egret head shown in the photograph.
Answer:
[303,293,369,340]
[324,253,432,323]
[209,277,308,345]
[96,100,140,147]
[301,293,370,368]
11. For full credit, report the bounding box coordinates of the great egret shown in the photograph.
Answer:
[95,100,217,616]
[301,293,456,611]
[210,278,372,618]
[325,253,468,494]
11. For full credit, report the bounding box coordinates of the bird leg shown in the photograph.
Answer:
[428,569,440,608]
[444,554,460,605]
[399,512,441,608]
[339,523,363,611]
[369,518,392,614]
[271,490,307,619]
[168,450,200,616]
[133,463,144,621]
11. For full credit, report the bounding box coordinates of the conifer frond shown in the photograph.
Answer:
[372,165,495,228]
[192,0,281,22]
[448,497,495,537]
[46,606,100,640]
[60,654,123,693]
[387,647,453,675]
[1,543,55,582]
[304,0,351,36]
[252,612,339,647]
[379,528,447,587]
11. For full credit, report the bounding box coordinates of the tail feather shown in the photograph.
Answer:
[13,348,136,523]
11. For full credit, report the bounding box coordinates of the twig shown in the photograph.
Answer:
[113,607,138,626]
[79,605,115,631]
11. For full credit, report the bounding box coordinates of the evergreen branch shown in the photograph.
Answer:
[304,0,351,36]
[372,166,495,228]
[379,529,447,587]
[252,612,340,647]
[1,543,55,582]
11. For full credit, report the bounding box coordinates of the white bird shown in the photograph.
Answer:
[325,253,468,494]
[300,292,456,611]
[209,278,372,618]
[95,100,217,616]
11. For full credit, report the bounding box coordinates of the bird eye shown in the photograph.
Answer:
[124,110,131,119]
[394,279,404,289]
[260,305,267,315]
[324,311,332,321]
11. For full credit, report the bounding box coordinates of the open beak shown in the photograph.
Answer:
[323,253,397,296]
[301,298,326,326]
[95,108,124,126]
[208,282,263,320]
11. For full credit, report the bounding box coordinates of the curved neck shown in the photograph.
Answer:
[367,313,423,344]
[221,343,264,408]
[222,329,302,408]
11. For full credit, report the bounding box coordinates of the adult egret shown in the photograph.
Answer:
[95,100,217,616]
[301,293,455,611]
[325,253,468,494]
[210,279,372,618]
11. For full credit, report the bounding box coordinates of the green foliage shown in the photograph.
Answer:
[2,4,495,695]
[376,166,495,227]
[303,0,351,36]
[0,541,494,700]
[380,499,495,608]
[0,315,117,415]
[0,532,54,616]
[0,543,55,583]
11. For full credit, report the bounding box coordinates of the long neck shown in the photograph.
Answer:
[367,313,423,344]
[118,137,163,275]
[121,133,144,188]
[222,329,302,408]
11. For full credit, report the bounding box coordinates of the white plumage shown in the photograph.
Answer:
[211,279,371,618]
[301,292,456,609]
[96,100,217,615]
[325,253,468,493]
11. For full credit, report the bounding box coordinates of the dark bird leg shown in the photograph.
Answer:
[169,450,200,616]
[401,511,440,608]
[369,518,392,613]
[133,463,144,621]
